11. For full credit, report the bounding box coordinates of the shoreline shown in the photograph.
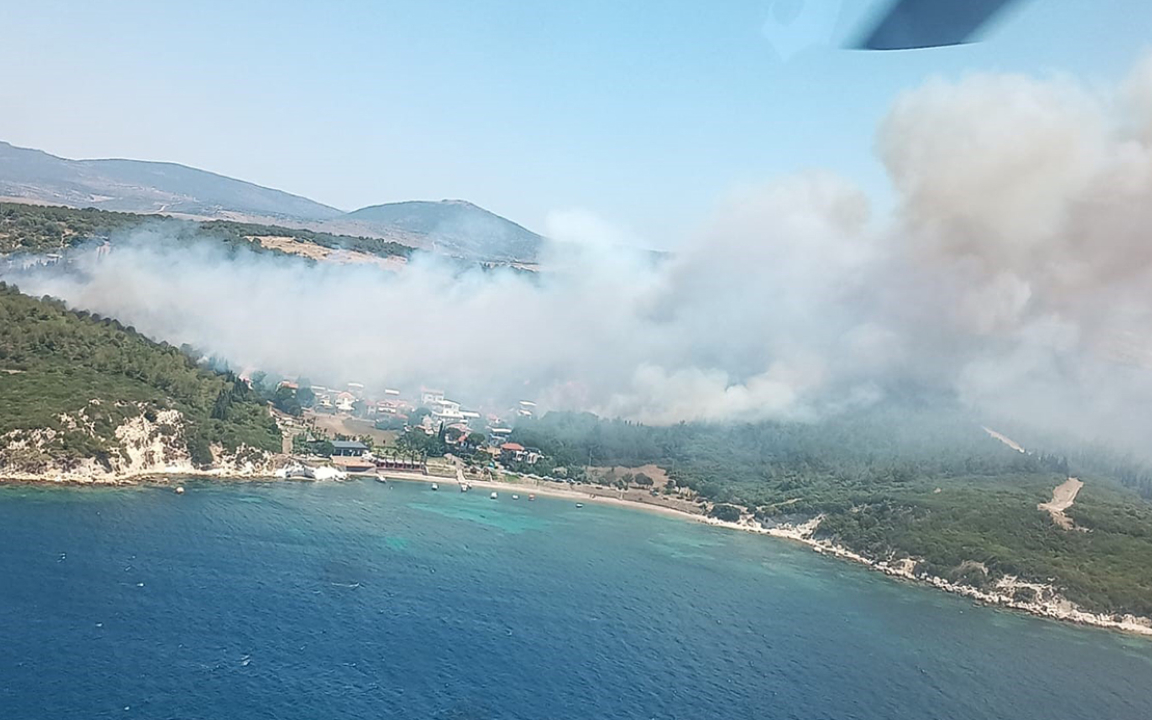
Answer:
[4,469,1152,638]
[385,471,1152,638]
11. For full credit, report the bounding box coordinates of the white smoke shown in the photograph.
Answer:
[8,54,1152,455]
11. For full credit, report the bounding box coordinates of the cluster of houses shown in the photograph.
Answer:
[279,378,544,471]
[304,382,403,415]
[323,436,543,475]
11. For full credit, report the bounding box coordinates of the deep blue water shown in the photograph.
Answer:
[2,480,1151,720]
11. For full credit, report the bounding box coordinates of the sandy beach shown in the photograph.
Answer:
[376,469,703,522]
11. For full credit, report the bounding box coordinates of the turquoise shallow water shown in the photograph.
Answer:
[2,479,1151,719]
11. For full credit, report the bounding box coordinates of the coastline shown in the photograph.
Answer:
[386,471,1152,638]
[4,468,1152,638]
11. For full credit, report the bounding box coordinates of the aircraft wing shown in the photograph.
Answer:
[855,0,1022,50]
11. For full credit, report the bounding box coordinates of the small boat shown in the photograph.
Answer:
[512,494,520,500]
[528,494,535,501]
[375,475,388,484]
[490,491,498,500]
[174,486,185,495]
[575,503,584,508]
[459,483,467,492]
[431,483,439,491]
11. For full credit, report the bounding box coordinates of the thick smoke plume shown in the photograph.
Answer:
[8,56,1152,455]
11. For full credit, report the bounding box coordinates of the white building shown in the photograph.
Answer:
[430,398,466,426]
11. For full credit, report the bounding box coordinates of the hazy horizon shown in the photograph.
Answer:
[4,1,1152,248]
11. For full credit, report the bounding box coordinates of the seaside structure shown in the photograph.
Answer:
[331,440,369,457]
[331,456,375,473]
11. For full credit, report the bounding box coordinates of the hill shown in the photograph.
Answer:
[0,283,282,480]
[343,200,544,262]
[0,141,341,222]
[0,141,547,262]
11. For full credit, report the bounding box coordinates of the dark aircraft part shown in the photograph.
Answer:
[855,0,1021,50]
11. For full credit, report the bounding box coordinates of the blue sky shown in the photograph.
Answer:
[2,0,1150,245]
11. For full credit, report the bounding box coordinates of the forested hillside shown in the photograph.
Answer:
[0,283,280,473]
[0,202,414,259]
[510,409,1152,617]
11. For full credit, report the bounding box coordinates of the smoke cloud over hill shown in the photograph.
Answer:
[9,55,1152,455]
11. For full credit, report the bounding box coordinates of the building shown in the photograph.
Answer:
[445,425,471,447]
[500,442,526,463]
[500,442,542,465]
[335,392,356,413]
[430,398,466,427]
[421,389,445,406]
[331,440,369,457]
[376,455,425,471]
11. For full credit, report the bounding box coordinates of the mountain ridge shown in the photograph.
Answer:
[0,141,343,222]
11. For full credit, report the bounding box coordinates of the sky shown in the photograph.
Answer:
[2,0,1151,246]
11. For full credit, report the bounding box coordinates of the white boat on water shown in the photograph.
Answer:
[512,494,520,500]
[431,483,439,491]
[375,475,387,483]
[490,491,498,499]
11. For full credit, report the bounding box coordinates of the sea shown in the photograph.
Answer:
[2,479,1151,720]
